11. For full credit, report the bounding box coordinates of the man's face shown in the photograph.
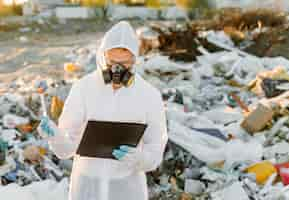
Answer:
[105,48,135,69]
[104,48,135,89]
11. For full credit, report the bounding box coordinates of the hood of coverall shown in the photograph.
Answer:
[96,21,139,71]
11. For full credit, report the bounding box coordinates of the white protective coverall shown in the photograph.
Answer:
[47,21,168,200]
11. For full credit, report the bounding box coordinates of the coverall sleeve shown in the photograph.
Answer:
[47,81,86,160]
[139,90,168,172]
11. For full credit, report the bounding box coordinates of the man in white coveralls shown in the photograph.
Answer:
[37,21,168,200]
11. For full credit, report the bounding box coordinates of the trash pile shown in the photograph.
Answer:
[2,8,289,200]
[0,76,75,199]
[141,53,289,199]
[136,11,289,199]
[138,9,289,61]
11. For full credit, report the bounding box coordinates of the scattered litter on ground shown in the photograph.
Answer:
[2,6,289,200]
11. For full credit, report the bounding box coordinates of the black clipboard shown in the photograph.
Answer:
[76,120,148,159]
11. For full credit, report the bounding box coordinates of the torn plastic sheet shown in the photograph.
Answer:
[168,120,226,164]
[168,120,263,165]
[223,140,263,168]
[201,106,243,125]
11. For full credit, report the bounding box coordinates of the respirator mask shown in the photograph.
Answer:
[102,63,134,87]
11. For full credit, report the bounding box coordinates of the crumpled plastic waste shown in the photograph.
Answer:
[3,20,289,200]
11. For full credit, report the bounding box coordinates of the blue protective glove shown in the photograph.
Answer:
[113,145,146,172]
[112,145,132,160]
[37,116,56,137]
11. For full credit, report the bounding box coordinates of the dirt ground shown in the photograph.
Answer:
[0,17,144,83]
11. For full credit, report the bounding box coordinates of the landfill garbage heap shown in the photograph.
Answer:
[2,8,289,200]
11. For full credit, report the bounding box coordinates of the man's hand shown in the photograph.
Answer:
[37,116,58,138]
[112,145,144,171]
